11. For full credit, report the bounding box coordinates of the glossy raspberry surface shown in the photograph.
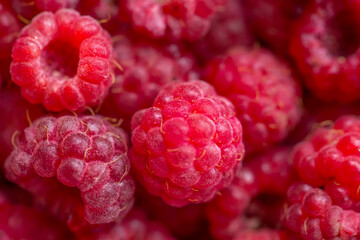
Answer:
[10,9,113,111]
[130,80,244,206]
[205,47,302,154]
[4,114,134,229]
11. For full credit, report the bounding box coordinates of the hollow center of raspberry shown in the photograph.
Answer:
[41,39,79,79]
[325,10,360,57]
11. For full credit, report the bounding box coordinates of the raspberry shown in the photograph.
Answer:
[130,80,244,207]
[243,0,309,56]
[282,182,360,239]
[4,114,135,229]
[290,0,360,103]
[206,146,296,240]
[12,0,78,20]
[78,208,175,240]
[99,37,198,131]
[205,47,302,154]
[291,115,360,196]
[190,0,254,62]
[10,9,113,111]
[119,0,227,41]
[0,87,45,171]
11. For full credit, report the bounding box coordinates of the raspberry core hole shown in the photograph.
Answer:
[40,39,79,79]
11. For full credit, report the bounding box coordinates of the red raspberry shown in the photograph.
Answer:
[119,0,227,41]
[190,0,254,62]
[282,182,360,239]
[206,146,296,240]
[99,37,198,131]
[292,115,360,199]
[290,0,360,103]
[205,47,302,154]
[10,9,113,111]
[0,87,45,171]
[130,80,244,207]
[78,208,175,240]
[4,114,135,230]
[11,0,78,20]
[243,0,309,56]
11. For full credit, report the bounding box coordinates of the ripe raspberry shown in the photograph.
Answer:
[99,37,198,131]
[11,0,78,20]
[290,0,360,103]
[189,0,254,62]
[292,115,360,199]
[4,114,135,229]
[10,9,113,111]
[282,182,360,239]
[78,208,175,240]
[130,80,244,207]
[119,0,227,41]
[206,146,296,240]
[243,0,309,56]
[205,47,302,154]
[0,2,21,61]
[0,87,45,171]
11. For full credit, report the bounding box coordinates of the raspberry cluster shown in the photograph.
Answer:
[3,0,360,239]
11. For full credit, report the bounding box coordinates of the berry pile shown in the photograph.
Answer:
[2,0,360,239]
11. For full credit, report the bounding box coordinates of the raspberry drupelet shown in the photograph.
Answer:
[290,0,360,103]
[10,9,113,111]
[282,182,360,239]
[4,114,135,230]
[119,0,227,41]
[205,47,302,154]
[99,37,198,131]
[130,80,245,207]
